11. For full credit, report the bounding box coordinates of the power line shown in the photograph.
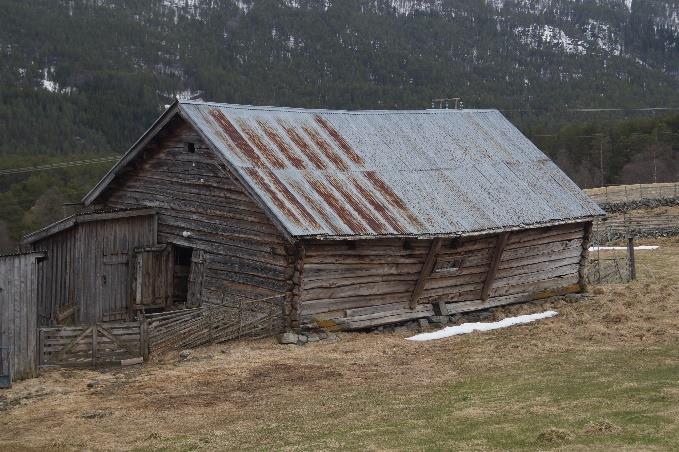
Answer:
[0,156,119,176]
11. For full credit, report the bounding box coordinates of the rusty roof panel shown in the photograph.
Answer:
[180,101,603,238]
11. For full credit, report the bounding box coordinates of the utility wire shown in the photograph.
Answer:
[0,156,119,176]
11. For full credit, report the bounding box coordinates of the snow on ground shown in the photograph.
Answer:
[407,311,558,341]
[589,246,659,251]
[515,25,586,55]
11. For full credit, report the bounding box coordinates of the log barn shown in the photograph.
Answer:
[25,101,603,331]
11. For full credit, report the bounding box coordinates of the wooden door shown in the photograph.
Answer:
[133,245,174,312]
[101,253,131,322]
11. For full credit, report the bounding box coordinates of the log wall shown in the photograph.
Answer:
[100,117,292,320]
[299,222,589,330]
[0,253,43,381]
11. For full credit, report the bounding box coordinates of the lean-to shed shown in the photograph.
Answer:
[22,209,158,325]
[69,101,602,330]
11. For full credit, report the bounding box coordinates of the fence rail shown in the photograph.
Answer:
[146,295,284,356]
[592,214,679,243]
[39,322,144,368]
[585,182,679,204]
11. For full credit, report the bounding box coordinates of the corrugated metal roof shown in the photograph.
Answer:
[180,101,602,238]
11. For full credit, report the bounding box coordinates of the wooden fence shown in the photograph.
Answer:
[31,294,284,370]
[39,322,145,368]
[592,215,679,243]
[585,182,679,204]
[146,295,284,355]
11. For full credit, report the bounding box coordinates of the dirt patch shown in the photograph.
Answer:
[537,427,575,443]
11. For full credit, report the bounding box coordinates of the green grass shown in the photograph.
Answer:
[234,347,679,451]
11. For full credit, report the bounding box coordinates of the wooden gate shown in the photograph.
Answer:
[39,322,145,367]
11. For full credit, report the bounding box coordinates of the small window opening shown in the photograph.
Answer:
[185,142,196,153]
[434,258,465,274]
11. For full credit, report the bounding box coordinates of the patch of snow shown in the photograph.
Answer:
[161,0,204,22]
[233,0,252,13]
[589,245,659,251]
[40,67,75,94]
[173,89,203,100]
[386,0,443,16]
[584,19,622,55]
[407,311,559,341]
[515,25,586,55]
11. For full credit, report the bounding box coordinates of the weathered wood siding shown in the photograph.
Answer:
[39,322,144,368]
[299,222,588,330]
[99,117,292,316]
[0,253,42,380]
[32,215,156,325]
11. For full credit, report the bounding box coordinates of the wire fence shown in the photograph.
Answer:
[587,248,632,284]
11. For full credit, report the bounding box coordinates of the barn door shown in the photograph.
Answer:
[187,249,205,307]
[133,245,174,313]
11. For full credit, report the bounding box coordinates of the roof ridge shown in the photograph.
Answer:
[179,100,498,115]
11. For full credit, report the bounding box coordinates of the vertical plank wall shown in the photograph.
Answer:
[0,253,41,381]
[100,117,292,318]
[76,215,157,323]
[32,215,156,325]
[299,222,588,329]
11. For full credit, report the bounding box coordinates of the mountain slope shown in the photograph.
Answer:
[0,0,678,156]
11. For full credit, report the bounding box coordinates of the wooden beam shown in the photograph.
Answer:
[409,238,443,309]
[481,232,510,301]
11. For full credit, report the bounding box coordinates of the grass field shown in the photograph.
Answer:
[1,239,678,451]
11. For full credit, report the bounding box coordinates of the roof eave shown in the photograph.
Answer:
[294,215,600,241]
[22,208,157,245]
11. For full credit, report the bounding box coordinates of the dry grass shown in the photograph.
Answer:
[1,240,679,451]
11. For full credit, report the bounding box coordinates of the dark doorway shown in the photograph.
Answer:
[173,245,192,305]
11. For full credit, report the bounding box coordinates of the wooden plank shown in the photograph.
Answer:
[481,232,509,301]
[409,238,443,309]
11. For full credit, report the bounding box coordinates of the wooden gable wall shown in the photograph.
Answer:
[96,115,293,320]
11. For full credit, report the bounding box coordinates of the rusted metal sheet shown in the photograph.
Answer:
[180,101,604,238]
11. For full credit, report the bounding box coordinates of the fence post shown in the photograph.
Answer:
[92,324,98,367]
[238,299,243,339]
[627,235,636,281]
[624,185,628,203]
[605,185,609,203]
[140,320,149,361]
[208,304,214,344]
[639,183,643,200]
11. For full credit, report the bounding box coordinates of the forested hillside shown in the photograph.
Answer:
[0,0,678,247]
